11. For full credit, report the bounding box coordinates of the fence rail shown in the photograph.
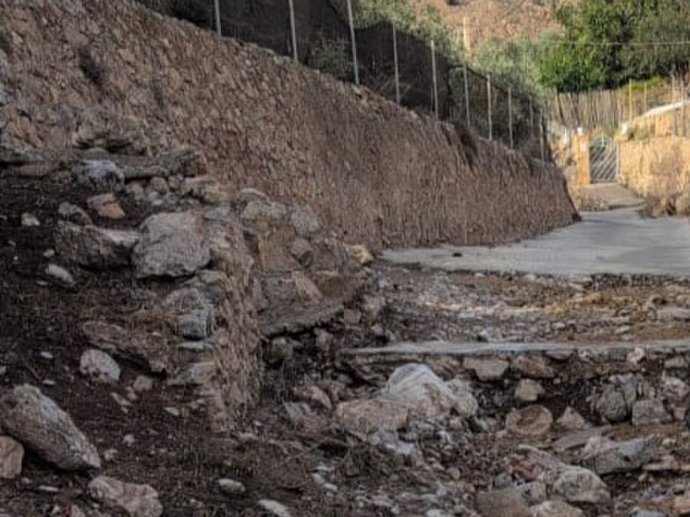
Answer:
[135,0,549,160]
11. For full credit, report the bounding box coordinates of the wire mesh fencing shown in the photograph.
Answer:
[134,0,549,160]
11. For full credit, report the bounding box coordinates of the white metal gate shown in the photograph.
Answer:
[589,135,619,183]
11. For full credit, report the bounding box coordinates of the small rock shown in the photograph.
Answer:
[0,385,100,470]
[553,426,613,452]
[347,244,374,266]
[126,182,146,199]
[557,407,590,431]
[257,500,292,517]
[20,212,40,227]
[662,376,689,401]
[657,307,690,322]
[505,405,553,437]
[289,238,313,265]
[314,329,334,354]
[217,478,245,495]
[515,379,544,402]
[79,349,121,384]
[55,222,139,268]
[58,202,93,225]
[343,308,361,325]
[73,160,125,191]
[514,481,547,506]
[549,466,611,504]
[463,357,509,381]
[361,295,386,321]
[627,507,666,517]
[88,476,162,517]
[87,193,125,220]
[0,436,24,479]
[289,206,320,237]
[475,489,531,517]
[295,385,332,411]
[168,362,216,387]
[266,337,295,365]
[335,397,409,434]
[632,400,673,426]
[511,355,555,379]
[45,264,76,286]
[132,376,154,393]
[674,496,690,516]
[148,177,169,196]
[582,436,658,475]
[178,308,214,340]
[530,500,584,517]
[164,407,181,417]
[595,384,629,423]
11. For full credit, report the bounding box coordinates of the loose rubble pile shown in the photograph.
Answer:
[4,129,690,516]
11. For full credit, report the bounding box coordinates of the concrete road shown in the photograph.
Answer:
[383,208,690,278]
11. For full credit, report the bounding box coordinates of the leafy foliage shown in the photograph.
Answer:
[308,34,352,81]
[539,0,690,92]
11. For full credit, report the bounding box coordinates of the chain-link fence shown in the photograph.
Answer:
[135,0,549,161]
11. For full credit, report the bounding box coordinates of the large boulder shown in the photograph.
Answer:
[55,222,139,268]
[88,476,162,517]
[380,363,478,420]
[0,385,101,470]
[335,398,409,434]
[582,436,658,475]
[547,466,611,505]
[133,211,210,278]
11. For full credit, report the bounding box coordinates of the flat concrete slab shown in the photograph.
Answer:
[345,339,690,357]
[382,208,690,278]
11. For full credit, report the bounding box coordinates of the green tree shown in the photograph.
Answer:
[539,0,690,92]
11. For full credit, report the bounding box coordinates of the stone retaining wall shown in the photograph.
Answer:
[0,0,577,249]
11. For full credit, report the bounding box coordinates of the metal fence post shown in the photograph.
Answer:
[288,0,298,62]
[508,86,514,149]
[393,27,400,104]
[213,0,221,36]
[529,97,534,128]
[463,61,470,127]
[539,110,545,161]
[346,0,360,85]
[487,74,493,141]
[431,39,439,118]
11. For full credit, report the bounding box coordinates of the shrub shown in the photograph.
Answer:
[308,34,352,81]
